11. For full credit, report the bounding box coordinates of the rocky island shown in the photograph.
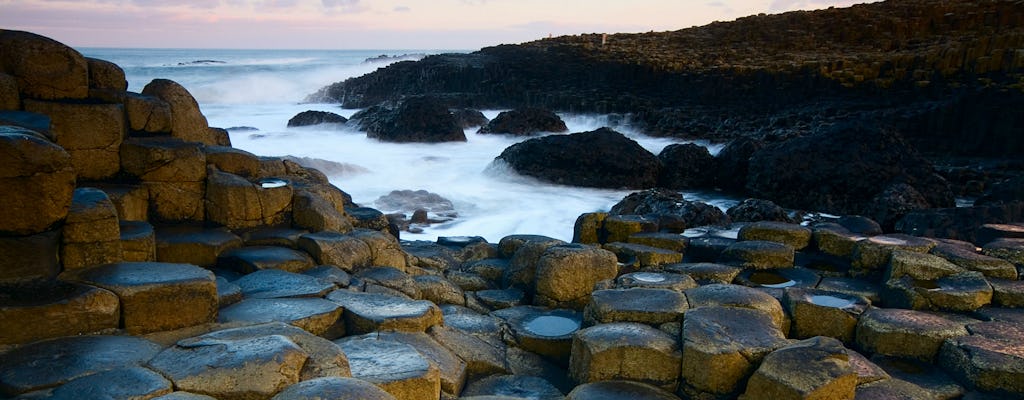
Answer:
[2,0,1024,399]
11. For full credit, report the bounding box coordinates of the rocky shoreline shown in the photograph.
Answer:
[3,5,1024,400]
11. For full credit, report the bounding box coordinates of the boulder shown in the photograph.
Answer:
[746,122,954,220]
[335,335,440,400]
[0,282,119,346]
[141,79,218,145]
[895,203,1024,244]
[124,92,172,134]
[351,97,465,142]
[451,108,488,129]
[477,108,567,135]
[22,100,125,180]
[495,127,661,189]
[657,143,715,189]
[86,57,127,92]
[0,30,88,100]
[287,110,347,127]
[271,377,396,400]
[727,198,793,223]
[570,322,682,391]
[0,73,18,110]
[0,126,75,236]
[854,307,968,363]
[218,298,344,337]
[863,182,932,229]
[713,136,764,191]
[739,336,857,400]
[533,244,619,309]
[610,189,729,230]
[61,188,122,269]
[60,262,218,334]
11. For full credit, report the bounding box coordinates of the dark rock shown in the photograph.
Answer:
[287,110,347,127]
[0,30,88,100]
[610,189,729,229]
[658,143,715,189]
[495,127,660,189]
[895,202,1024,245]
[746,122,954,220]
[714,137,765,191]
[838,215,883,235]
[350,97,465,143]
[976,175,1024,206]
[727,198,792,223]
[477,108,567,136]
[451,108,488,129]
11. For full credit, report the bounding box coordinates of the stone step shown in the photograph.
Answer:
[217,245,316,274]
[120,220,156,262]
[0,282,119,346]
[218,298,344,338]
[155,225,242,267]
[335,335,441,400]
[570,322,682,392]
[271,377,396,400]
[234,269,334,299]
[326,290,442,334]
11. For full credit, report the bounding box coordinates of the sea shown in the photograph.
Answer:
[79,48,738,243]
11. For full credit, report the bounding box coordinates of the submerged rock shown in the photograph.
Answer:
[350,97,465,143]
[287,110,347,127]
[477,108,567,136]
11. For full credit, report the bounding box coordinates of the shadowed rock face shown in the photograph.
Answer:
[349,97,465,143]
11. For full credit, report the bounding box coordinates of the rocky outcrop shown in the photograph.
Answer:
[657,143,715,189]
[349,97,465,143]
[495,127,660,189]
[746,122,954,226]
[477,108,567,136]
[610,189,730,230]
[287,110,347,127]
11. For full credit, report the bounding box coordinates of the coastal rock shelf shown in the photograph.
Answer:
[3,16,1024,400]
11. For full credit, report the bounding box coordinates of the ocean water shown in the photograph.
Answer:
[80,48,737,242]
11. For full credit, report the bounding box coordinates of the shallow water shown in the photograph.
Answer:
[524,315,580,337]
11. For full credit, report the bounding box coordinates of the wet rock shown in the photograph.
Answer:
[61,188,122,269]
[121,220,156,262]
[738,221,811,250]
[61,262,217,334]
[570,322,682,391]
[615,271,697,291]
[685,283,791,335]
[657,142,715,189]
[602,242,682,268]
[679,306,788,397]
[584,288,688,326]
[736,268,821,294]
[784,288,870,344]
[0,126,75,237]
[155,225,243,267]
[196,322,352,381]
[854,378,941,400]
[855,307,968,363]
[351,97,465,143]
[871,356,966,399]
[142,79,221,145]
[882,250,993,312]
[354,266,420,299]
[336,335,441,400]
[372,331,467,397]
[234,269,334,299]
[428,324,509,380]
[148,333,308,400]
[478,108,567,136]
[610,189,729,231]
[664,262,741,284]
[298,231,372,271]
[533,244,619,309]
[219,297,343,337]
[0,30,88,100]
[42,367,172,400]
[727,198,793,223]
[346,206,392,233]
[218,246,316,274]
[719,240,795,269]
[462,375,564,400]
[0,335,162,395]
[0,282,119,346]
[474,288,526,310]
[566,380,680,400]
[216,276,242,307]
[602,215,658,243]
[939,321,1024,396]
[850,234,936,275]
[713,137,764,191]
[739,337,856,400]
[495,127,660,189]
[746,122,954,220]
[272,377,396,400]
[287,110,347,127]
[493,306,582,365]
[451,108,488,129]
[326,290,442,334]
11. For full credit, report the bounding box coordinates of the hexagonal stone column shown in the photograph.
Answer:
[372,331,467,398]
[738,221,812,250]
[533,244,618,309]
[61,187,122,269]
[60,262,217,334]
[0,126,75,238]
[938,321,1024,396]
[685,283,790,333]
[784,288,869,344]
[718,240,795,269]
[120,137,207,222]
[493,305,582,365]
[569,322,682,391]
[462,375,564,400]
[217,245,316,274]
[851,234,935,275]
[855,307,968,362]
[739,336,857,400]
[566,380,681,400]
[271,377,396,400]
[584,288,688,326]
[195,322,352,381]
[155,225,242,267]
[680,306,788,397]
[120,220,156,262]
[336,336,440,400]
[602,242,682,268]
[42,367,172,400]
[298,231,373,271]
[326,290,442,334]
[0,282,119,346]
[23,100,125,180]
[218,298,343,337]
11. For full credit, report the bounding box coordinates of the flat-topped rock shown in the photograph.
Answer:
[990,278,1024,308]
[685,283,790,333]
[615,271,697,291]
[851,234,936,274]
[372,331,467,397]
[60,261,217,334]
[982,238,1024,266]
[347,228,409,270]
[812,223,867,258]
[217,246,316,274]
[0,335,162,396]
[302,265,351,288]
[206,169,293,229]
[218,298,343,337]
[335,336,440,400]
[427,324,509,380]
[627,232,689,252]
[40,367,172,400]
[0,282,119,346]
[533,244,618,310]
[120,220,156,262]
[493,306,582,365]
[679,306,788,397]
[870,356,965,399]
[234,269,335,299]
[271,377,396,400]
[719,240,795,269]
[462,375,564,400]
[976,223,1024,246]
[664,262,741,284]
[194,322,351,381]
[816,276,882,304]
[931,242,1018,280]
[855,307,969,363]
[739,337,856,400]
[939,321,1024,396]
[61,187,122,269]
[413,274,465,306]
[566,380,681,400]
[584,288,688,326]
[735,268,821,292]
[570,322,682,391]
[297,232,373,271]
[602,242,682,268]
[148,333,308,400]
[685,236,737,262]
[474,288,526,310]
[326,290,442,334]
[239,227,310,249]
[120,136,206,182]
[884,271,993,312]
[353,266,420,299]
[502,235,565,290]
[603,214,659,243]
[738,221,812,250]
[784,288,870,344]
[155,225,242,267]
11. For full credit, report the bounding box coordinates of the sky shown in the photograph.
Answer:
[1,0,875,50]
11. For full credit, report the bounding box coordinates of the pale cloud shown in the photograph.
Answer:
[393,5,410,12]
